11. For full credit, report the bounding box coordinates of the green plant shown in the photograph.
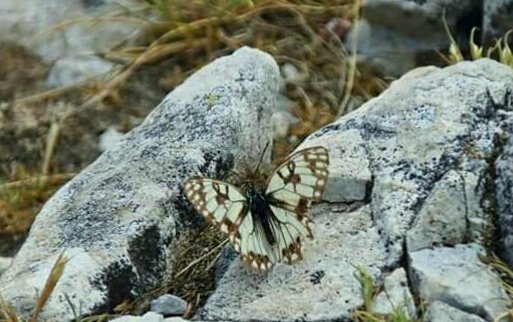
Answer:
[351,265,418,322]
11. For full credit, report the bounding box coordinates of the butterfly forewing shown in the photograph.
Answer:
[266,146,330,213]
[184,178,246,235]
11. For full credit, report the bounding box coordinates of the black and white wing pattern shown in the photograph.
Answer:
[183,146,329,272]
[183,177,246,235]
[265,146,330,264]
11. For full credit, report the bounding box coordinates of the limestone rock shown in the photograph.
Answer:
[150,294,187,317]
[0,256,12,276]
[496,127,513,267]
[0,47,279,321]
[373,268,415,318]
[409,244,510,321]
[483,0,513,42]
[203,58,513,321]
[110,312,164,322]
[423,301,486,322]
[346,0,479,76]
[407,170,487,252]
[200,205,388,321]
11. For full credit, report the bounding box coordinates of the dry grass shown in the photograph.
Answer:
[0,170,73,237]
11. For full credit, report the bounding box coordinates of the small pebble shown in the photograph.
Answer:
[150,294,187,317]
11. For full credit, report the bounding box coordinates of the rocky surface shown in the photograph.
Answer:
[372,268,415,318]
[424,301,487,322]
[483,0,513,42]
[0,47,279,321]
[150,294,187,317]
[409,244,509,320]
[0,0,142,87]
[346,0,483,76]
[201,58,513,321]
[0,256,12,275]
[110,312,187,322]
[496,125,513,267]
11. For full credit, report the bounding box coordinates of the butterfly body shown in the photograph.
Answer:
[247,189,277,246]
[184,146,329,271]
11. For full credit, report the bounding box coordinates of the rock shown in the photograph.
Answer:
[203,59,513,320]
[373,268,415,319]
[150,294,187,317]
[496,127,513,267]
[45,55,114,88]
[406,170,487,252]
[0,0,141,61]
[305,59,513,267]
[483,0,513,42]
[200,204,388,321]
[424,301,486,322]
[0,256,12,275]
[110,312,164,322]
[409,244,510,321]
[99,127,126,152]
[346,0,479,76]
[271,111,298,140]
[0,47,280,321]
[0,0,142,87]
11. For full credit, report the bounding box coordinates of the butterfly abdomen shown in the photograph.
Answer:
[247,191,277,246]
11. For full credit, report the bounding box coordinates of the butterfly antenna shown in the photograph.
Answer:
[253,141,271,175]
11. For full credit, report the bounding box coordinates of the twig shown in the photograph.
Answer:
[0,173,76,190]
[174,238,228,278]
[337,0,361,117]
[41,115,61,176]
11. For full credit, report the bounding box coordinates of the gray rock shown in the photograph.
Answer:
[407,170,487,252]
[424,301,486,322]
[203,59,513,320]
[373,268,415,319]
[409,244,510,321]
[0,47,280,321]
[424,301,485,322]
[496,128,513,267]
[0,256,12,275]
[163,318,187,322]
[362,0,475,37]
[0,0,140,62]
[110,312,164,322]
[0,0,142,88]
[150,294,187,317]
[200,205,388,321]
[346,0,478,76]
[99,127,126,152]
[271,110,298,140]
[303,59,513,267]
[45,55,114,87]
[483,0,513,42]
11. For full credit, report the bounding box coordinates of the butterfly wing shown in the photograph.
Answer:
[266,146,330,213]
[183,177,247,235]
[183,177,277,271]
[265,146,330,263]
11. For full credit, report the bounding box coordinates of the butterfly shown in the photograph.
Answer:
[183,146,329,271]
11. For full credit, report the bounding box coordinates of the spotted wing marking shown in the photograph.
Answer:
[265,146,330,264]
[183,177,246,235]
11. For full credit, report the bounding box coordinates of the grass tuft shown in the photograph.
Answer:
[351,265,419,322]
